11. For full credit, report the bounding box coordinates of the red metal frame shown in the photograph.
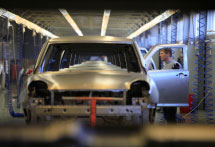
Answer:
[74,97,117,127]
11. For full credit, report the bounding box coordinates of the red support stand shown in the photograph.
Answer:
[91,99,96,127]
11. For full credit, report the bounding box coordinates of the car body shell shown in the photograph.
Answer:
[19,36,159,106]
[18,36,189,124]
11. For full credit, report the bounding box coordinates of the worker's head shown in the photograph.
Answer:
[160,48,172,62]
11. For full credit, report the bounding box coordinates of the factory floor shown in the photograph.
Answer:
[0,88,25,125]
[0,87,209,126]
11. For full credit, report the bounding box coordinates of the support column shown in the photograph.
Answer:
[0,17,6,88]
[171,15,178,44]
[42,36,47,45]
[160,21,167,44]
[191,11,207,123]
[34,33,42,59]
[197,11,206,113]
[198,11,214,124]
[1,18,10,92]
[171,15,178,59]
[17,24,24,108]
[23,28,35,66]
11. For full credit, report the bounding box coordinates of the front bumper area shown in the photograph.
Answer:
[29,105,143,117]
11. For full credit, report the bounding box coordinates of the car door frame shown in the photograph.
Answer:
[139,47,157,70]
[144,44,189,107]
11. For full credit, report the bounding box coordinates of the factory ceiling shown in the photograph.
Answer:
[7,9,165,38]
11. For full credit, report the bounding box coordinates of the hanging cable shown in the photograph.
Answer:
[183,76,215,119]
[6,20,24,117]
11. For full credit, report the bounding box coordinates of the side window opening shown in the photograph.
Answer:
[60,50,71,69]
[151,47,184,70]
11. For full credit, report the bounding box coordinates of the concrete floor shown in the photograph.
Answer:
[0,88,25,125]
[0,87,209,126]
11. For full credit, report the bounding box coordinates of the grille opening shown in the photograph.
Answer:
[47,91,125,105]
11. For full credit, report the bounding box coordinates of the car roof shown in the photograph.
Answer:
[48,36,134,44]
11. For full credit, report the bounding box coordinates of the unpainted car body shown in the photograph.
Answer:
[19,36,189,125]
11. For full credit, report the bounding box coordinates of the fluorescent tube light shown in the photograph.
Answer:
[127,10,178,39]
[59,9,83,36]
[0,8,59,38]
[101,9,111,36]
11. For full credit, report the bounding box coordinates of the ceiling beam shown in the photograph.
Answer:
[127,10,178,39]
[59,9,83,36]
[0,8,59,38]
[101,9,111,36]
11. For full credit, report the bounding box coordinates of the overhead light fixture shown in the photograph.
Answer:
[59,9,83,36]
[0,8,59,38]
[101,9,111,36]
[127,10,178,39]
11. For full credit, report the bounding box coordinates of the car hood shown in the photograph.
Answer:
[31,62,147,90]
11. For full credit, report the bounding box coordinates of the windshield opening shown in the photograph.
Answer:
[39,43,140,73]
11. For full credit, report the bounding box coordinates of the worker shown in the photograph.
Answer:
[160,48,182,123]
